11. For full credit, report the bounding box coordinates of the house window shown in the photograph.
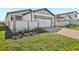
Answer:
[15,15,22,20]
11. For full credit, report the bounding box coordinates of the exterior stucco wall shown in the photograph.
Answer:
[15,20,52,32]
[34,12,53,17]
[35,9,53,15]
[9,21,13,31]
[33,10,55,26]
[56,21,70,26]
[22,13,31,21]
[15,21,28,31]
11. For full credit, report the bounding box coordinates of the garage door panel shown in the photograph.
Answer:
[39,21,51,27]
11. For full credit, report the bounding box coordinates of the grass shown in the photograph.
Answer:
[1,25,79,51]
[0,25,5,39]
[65,25,79,30]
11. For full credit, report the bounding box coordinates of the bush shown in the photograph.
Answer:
[14,27,47,39]
[17,27,47,34]
[65,24,78,28]
[65,25,70,28]
[18,29,29,34]
[30,27,47,33]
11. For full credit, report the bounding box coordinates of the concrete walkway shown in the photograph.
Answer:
[57,28,79,39]
[42,27,62,32]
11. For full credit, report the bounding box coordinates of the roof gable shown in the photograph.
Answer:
[33,8,55,16]
[23,8,55,16]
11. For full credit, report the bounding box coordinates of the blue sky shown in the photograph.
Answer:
[0,8,79,21]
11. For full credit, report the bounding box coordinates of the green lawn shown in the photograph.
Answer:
[0,25,5,39]
[66,25,79,30]
[1,25,79,51]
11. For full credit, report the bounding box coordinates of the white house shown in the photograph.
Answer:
[55,11,78,26]
[5,8,79,32]
[5,8,55,32]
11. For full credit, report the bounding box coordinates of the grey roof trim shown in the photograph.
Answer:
[7,9,32,14]
[23,8,55,16]
[22,11,32,15]
[5,8,55,20]
[67,15,72,19]
[33,8,55,16]
[5,9,32,19]
[56,11,78,16]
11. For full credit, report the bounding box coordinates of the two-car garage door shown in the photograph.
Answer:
[35,15,52,27]
[37,19,52,27]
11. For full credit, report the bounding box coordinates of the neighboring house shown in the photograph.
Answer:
[55,11,78,26]
[5,8,55,32]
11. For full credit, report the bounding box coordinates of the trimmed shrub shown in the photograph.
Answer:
[29,32,34,36]
[17,27,47,34]
[18,30,23,34]
[30,27,47,33]
[12,36,18,40]
[23,28,29,33]
[24,33,30,37]
[14,27,47,39]
[18,29,29,35]
[65,24,78,28]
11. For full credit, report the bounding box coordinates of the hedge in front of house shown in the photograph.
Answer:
[17,27,47,34]
[12,27,47,39]
[30,27,47,33]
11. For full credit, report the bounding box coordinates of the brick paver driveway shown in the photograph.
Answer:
[57,28,79,39]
